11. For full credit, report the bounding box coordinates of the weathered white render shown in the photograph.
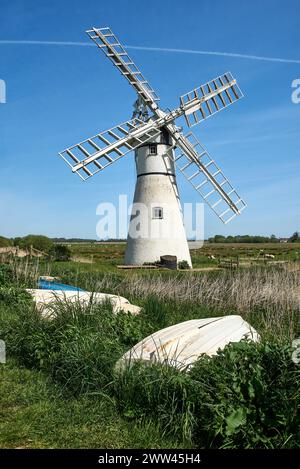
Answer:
[124,130,192,267]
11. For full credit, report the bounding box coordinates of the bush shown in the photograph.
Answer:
[189,340,300,448]
[115,340,300,448]
[0,286,32,307]
[0,236,12,247]
[50,244,71,261]
[0,303,52,369]
[0,296,145,396]
[178,260,191,270]
[289,232,300,243]
[0,265,14,286]
[14,235,53,253]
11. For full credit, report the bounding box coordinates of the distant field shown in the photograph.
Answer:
[192,242,300,267]
[66,242,300,271]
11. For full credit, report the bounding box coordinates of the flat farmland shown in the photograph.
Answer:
[66,242,300,271]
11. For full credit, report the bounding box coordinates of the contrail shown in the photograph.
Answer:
[0,40,299,64]
[127,45,300,65]
[0,40,93,47]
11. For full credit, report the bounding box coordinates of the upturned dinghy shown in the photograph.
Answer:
[117,315,259,371]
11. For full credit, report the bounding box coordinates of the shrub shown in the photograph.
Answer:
[14,235,53,253]
[0,265,14,286]
[50,244,72,261]
[178,260,191,270]
[189,340,300,448]
[0,295,145,396]
[115,340,300,448]
[0,236,12,247]
[0,286,32,307]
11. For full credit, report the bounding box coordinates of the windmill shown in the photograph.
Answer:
[59,27,246,268]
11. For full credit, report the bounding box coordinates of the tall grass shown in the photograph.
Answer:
[0,263,299,448]
[51,266,299,339]
[119,268,300,312]
[118,268,300,339]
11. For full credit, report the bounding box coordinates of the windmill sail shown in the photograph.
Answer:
[59,118,161,180]
[173,132,246,224]
[180,72,243,127]
[86,27,160,107]
[59,25,247,232]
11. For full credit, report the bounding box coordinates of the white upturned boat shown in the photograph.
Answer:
[26,289,141,317]
[117,315,260,371]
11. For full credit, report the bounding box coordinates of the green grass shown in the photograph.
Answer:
[3,241,300,276]
[0,259,299,449]
[68,241,300,269]
[8,242,297,283]
[0,360,179,449]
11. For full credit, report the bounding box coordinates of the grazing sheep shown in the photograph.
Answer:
[207,254,216,260]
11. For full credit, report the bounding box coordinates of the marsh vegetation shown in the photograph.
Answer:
[0,244,299,449]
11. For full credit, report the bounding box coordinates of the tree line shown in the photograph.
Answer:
[1,232,300,252]
[0,235,71,261]
[208,233,300,243]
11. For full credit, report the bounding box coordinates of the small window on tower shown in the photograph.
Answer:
[149,144,157,155]
[153,207,163,219]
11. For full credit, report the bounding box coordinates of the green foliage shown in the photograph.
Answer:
[0,287,32,307]
[194,340,299,448]
[0,236,12,247]
[50,244,72,261]
[115,340,300,448]
[208,234,280,243]
[0,296,145,396]
[0,360,178,449]
[0,256,299,449]
[115,362,196,442]
[140,296,212,333]
[49,303,141,394]
[0,264,14,286]
[178,260,191,270]
[289,231,300,243]
[14,235,53,253]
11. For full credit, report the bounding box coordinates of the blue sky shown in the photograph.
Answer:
[0,0,299,239]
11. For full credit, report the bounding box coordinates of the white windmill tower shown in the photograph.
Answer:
[59,27,246,268]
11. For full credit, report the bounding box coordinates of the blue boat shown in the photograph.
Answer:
[38,278,84,292]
